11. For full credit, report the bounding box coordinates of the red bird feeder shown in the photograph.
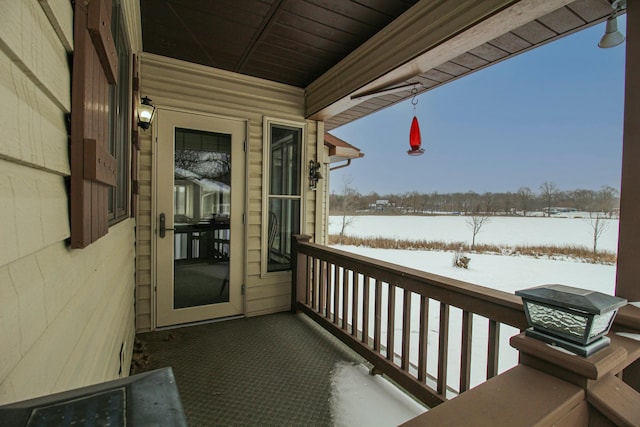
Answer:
[408,116,424,156]
[407,87,425,156]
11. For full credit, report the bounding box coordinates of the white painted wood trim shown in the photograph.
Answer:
[150,119,158,330]
[121,0,143,53]
[260,116,308,278]
[314,121,325,244]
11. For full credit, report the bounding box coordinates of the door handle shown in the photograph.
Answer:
[159,213,175,238]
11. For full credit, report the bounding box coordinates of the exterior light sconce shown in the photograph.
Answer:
[308,160,323,190]
[516,284,626,357]
[137,96,156,130]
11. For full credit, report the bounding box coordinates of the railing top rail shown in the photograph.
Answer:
[296,238,527,329]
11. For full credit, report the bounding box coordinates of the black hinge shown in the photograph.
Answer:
[241,284,246,295]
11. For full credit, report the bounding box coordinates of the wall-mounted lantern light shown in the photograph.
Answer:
[137,96,156,130]
[308,160,323,190]
[516,284,626,356]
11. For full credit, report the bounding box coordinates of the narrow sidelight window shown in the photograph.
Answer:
[266,122,303,272]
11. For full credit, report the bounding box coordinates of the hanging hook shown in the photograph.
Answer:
[411,87,418,114]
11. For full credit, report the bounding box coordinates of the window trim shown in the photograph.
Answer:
[261,117,307,277]
[108,0,132,225]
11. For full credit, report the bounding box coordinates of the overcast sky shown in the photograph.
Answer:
[329,16,627,196]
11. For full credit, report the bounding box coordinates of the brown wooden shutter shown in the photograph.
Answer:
[70,0,118,248]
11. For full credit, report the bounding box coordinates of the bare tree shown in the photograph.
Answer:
[482,192,495,215]
[596,186,619,217]
[497,191,513,215]
[403,191,422,214]
[326,185,618,218]
[570,189,596,212]
[516,187,534,217]
[337,175,358,244]
[586,212,611,257]
[175,148,231,183]
[539,181,558,217]
[466,209,491,250]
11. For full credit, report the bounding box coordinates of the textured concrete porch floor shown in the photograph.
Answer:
[133,312,365,426]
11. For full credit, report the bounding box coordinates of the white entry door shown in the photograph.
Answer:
[155,109,245,327]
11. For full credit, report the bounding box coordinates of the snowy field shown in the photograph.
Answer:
[329,214,620,252]
[336,245,617,295]
[327,215,620,426]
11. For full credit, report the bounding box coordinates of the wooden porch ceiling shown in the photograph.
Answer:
[140,0,619,130]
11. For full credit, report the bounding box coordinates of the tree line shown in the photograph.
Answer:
[329,180,619,217]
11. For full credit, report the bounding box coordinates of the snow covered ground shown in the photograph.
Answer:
[329,214,619,252]
[338,245,617,295]
[327,215,619,426]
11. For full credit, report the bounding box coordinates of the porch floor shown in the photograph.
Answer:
[132,312,365,426]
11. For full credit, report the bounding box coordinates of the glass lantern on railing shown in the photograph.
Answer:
[515,284,627,357]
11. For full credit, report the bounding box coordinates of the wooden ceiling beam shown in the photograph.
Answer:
[305,0,576,121]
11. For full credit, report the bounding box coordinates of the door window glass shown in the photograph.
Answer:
[173,128,232,308]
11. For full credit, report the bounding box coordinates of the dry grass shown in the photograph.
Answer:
[329,234,617,265]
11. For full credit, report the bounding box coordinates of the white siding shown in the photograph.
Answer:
[138,54,322,325]
[0,0,136,404]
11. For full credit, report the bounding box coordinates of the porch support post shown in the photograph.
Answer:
[291,235,311,312]
[615,0,640,392]
[617,0,640,302]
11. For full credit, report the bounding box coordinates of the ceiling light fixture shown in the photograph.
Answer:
[598,0,626,48]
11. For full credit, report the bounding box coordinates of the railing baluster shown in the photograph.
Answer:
[319,260,326,315]
[304,255,311,306]
[292,239,529,409]
[362,276,370,344]
[401,290,412,371]
[325,262,332,319]
[333,264,340,324]
[418,296,429,382]
[352,271,359,337]
[342,268,349,331]
[373,279,382,352]
[487,320,500,379]
[311,257,319,310]
[387,284,396,362]
[437,303,450,396]
[460,310,473,393]
[308,257,312,309]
